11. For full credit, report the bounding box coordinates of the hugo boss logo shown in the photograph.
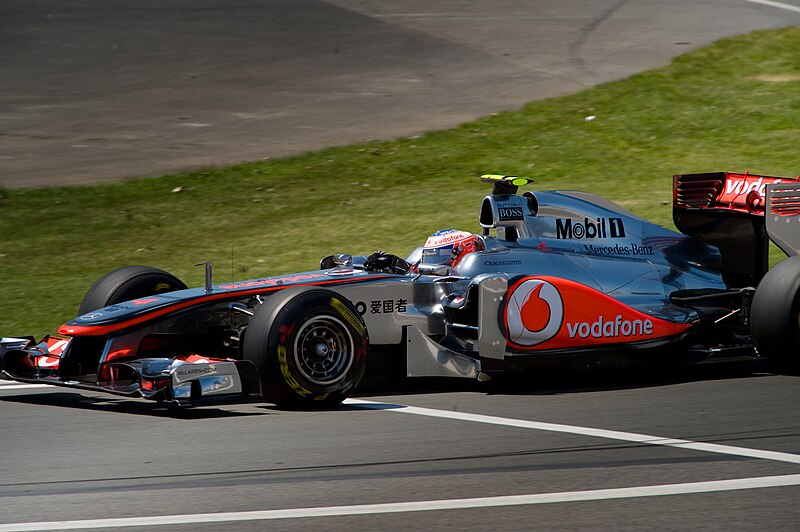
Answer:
[497,203,525,221]
[555,217,625,239]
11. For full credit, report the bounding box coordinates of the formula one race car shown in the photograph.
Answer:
[2,173,799,408]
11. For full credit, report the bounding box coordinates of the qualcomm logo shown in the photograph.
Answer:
[506,279,563,347]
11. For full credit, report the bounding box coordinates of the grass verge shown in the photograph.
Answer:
[2,27,799,337]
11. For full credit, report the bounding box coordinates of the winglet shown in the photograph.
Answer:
[480,174,533,195]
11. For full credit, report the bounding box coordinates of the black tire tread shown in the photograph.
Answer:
[78,265,187,314]
[751,256,800,365]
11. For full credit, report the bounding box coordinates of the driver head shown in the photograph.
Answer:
[422,229,485,267]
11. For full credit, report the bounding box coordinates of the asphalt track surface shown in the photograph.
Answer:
[2,1,800,531]
[1,367,799,531]
[2,0,800,188]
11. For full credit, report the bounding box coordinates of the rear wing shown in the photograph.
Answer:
[673,172,800,287]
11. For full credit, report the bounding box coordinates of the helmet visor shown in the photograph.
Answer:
[421,246,455,265]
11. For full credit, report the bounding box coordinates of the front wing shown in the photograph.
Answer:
[0,336,261,405]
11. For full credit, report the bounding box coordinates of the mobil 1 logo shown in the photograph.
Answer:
[555,217,625,240]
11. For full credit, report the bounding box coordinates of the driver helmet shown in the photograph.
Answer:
[422,229,485,267]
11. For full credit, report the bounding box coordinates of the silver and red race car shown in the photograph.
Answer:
[2,173,799,408]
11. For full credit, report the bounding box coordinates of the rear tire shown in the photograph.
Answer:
[78,265,188,314]
[751,256,800,370]
[243,288,368,409]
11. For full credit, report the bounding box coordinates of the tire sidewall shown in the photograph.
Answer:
[245,289,368,408]
[751,256,800,362]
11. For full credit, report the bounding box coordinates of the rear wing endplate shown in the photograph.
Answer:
[765,182,800,257]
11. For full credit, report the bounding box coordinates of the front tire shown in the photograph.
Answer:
[243,288,368,409]
[78,265,188,314]
[751,256,800,369]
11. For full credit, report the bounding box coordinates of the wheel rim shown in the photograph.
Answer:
[293,315,354,385]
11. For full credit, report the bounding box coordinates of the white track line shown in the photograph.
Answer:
[347,399,800,465]
[1,474,799,531]
[743,0,800,14]
[1,399,799,530]
[0,382,51,390]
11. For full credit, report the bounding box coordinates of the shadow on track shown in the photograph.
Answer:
[0,391,268,419]
[0,360,785,417]
[354,358,778,399]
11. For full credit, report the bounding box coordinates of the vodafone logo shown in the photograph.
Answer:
[506,279,563,347]
[716,174,798,207]
[723,176,779,199]
[505,275,691,351]
[424,229,472,248]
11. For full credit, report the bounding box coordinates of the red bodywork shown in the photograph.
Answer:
[504,276,692,351]
[674,171,800,214]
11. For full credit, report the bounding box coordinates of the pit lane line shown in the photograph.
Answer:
[1,398,800,531]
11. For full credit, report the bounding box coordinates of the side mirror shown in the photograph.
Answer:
[417,264,451,276]
[333,254,353,266]
[320,254,352,269]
